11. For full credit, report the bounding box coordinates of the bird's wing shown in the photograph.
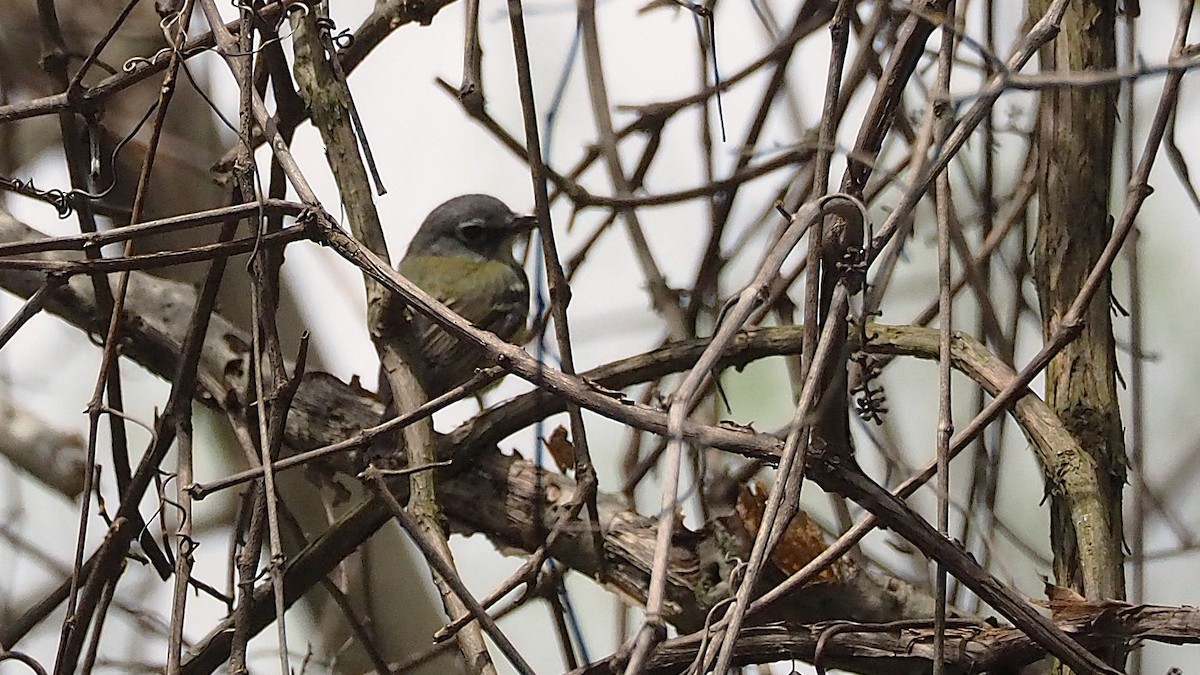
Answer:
[396,255,529,392]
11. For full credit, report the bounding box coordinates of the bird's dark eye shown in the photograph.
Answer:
[458,220,486,244]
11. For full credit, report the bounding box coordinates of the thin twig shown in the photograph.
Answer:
[931,3,957,671]
[510,0,608,586]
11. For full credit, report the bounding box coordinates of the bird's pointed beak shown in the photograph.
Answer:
[511,214,539,232]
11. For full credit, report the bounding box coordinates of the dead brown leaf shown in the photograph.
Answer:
[542,425,575,474]
[736,481,840,584]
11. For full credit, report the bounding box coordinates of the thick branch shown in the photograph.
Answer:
[1029,0,1125,612]
[572,604,1200,674]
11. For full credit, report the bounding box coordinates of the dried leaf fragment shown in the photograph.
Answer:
[542,425,575,474]
[1034,579,1130,622]
[736,481,840,584]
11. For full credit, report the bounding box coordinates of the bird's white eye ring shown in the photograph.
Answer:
[458,220,487,243]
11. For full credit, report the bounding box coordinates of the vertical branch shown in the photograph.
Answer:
[690,2,719,527]
[228,485,266,673]
[931,3,957,671]
[166,418,195,674]
[803,0,852,383]
[958,0,1004,610]
[460,0,484,112]
[78,569,119,675]
[1027,2,1126,652]
[237,6,292,668]
[1123,8,1145,674]
[1120,2,1145,668]
[800,0,851,557]
[247,247,293,675]
[508,0,606,588]
[229,10,295,673]
[289,4,496,673]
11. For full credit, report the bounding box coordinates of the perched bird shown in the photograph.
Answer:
[383,194,536,397]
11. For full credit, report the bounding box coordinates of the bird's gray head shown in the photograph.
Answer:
[406,194,536,262]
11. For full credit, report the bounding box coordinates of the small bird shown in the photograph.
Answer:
[383,194,536,397]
